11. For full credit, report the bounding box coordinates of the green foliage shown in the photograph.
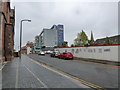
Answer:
[88,40,95,46]
[71,44,74,47]
[84,43,89,46]
[104,37,113,45]
[54,45,60,48]
[62,41,68,47]
[74,30,88,46]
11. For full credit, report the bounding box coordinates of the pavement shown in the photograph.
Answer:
[0,61,7,90]
[74,57,120,66]
[2,55,91,89]
[28,54,119,89]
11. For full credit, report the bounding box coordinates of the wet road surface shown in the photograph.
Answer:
[28,54,119,88]
[2,55,90,88]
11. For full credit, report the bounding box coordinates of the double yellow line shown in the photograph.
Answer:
[75,59,114,67]
[29,56,104,89]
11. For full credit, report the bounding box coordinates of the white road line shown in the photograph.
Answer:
[23,64,49,89]
[0,62,7,71]
[29,58,90,88]
[15,61,19,88]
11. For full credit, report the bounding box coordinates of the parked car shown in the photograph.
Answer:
[38,51,45,55]
[58,52,74,60]
[51,52,55,57]
[55,52,60,57]
[46,50,53,54]
[51,51,60,57]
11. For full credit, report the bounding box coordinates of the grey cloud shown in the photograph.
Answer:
[11,2,118,50]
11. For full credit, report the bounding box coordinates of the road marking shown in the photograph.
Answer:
[0,62,7,71]
[23,64,49,89]
[15,60,19,88]
[29,56,103,89]
[74,59,117,67]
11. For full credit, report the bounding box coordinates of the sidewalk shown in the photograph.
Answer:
[0,60,7,90]
[74,57,120,66]
[2,57,45,88]
[0,68,1,90]
[2,55,90,89]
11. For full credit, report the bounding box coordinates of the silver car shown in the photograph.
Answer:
[38,51,45,55]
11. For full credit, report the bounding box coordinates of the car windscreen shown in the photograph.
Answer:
[67,53,73,55]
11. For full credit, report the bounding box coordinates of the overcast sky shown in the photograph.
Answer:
[10,0,118,51]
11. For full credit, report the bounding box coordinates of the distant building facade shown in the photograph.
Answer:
[21,46,27,54]
[0,1,15,63]
[35,24,64,47]
[95,35,120,45]
[21,42,35,54]
[26,41,35,54]
[41,28,58,47]
[35,35,39,46]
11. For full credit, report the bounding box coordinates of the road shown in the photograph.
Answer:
[28,54,119,88]
[2,55,90,89]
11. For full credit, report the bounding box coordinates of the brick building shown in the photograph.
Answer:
[21,42,35,54]
[0,0,15,63]
[21,46,27,54]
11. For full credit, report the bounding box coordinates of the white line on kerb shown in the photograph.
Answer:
[23,64,48,88]
[0,62,7,71]
[29,58,89,88]
[15,61,19,88]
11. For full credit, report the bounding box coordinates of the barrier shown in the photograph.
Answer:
[55,45,120,62]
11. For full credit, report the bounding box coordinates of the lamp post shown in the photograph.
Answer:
[20,19,31,59]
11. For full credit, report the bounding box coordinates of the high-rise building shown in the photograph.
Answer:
[35,35,39,46]
[37,24,64,47]
[57,25,64,46]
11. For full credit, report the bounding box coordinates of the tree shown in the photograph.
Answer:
[74,30,88,46]
[54,45,60,48]
[71,44,74,47]
[62,41,68,47]
[104,37,112,45]
[74,38,81,46]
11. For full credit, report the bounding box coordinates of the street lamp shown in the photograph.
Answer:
[20,19,31,59]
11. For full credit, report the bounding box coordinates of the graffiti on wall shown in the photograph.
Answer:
[69,48,111,54]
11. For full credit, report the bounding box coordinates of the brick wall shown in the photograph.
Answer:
[4,24,14,61]
[0,1,2,63]
[0,14,2,63]
[0,1,15,63]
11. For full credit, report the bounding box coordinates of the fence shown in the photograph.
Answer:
[55,45,120,62]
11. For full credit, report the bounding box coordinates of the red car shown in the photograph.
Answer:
[58,52,74,60]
